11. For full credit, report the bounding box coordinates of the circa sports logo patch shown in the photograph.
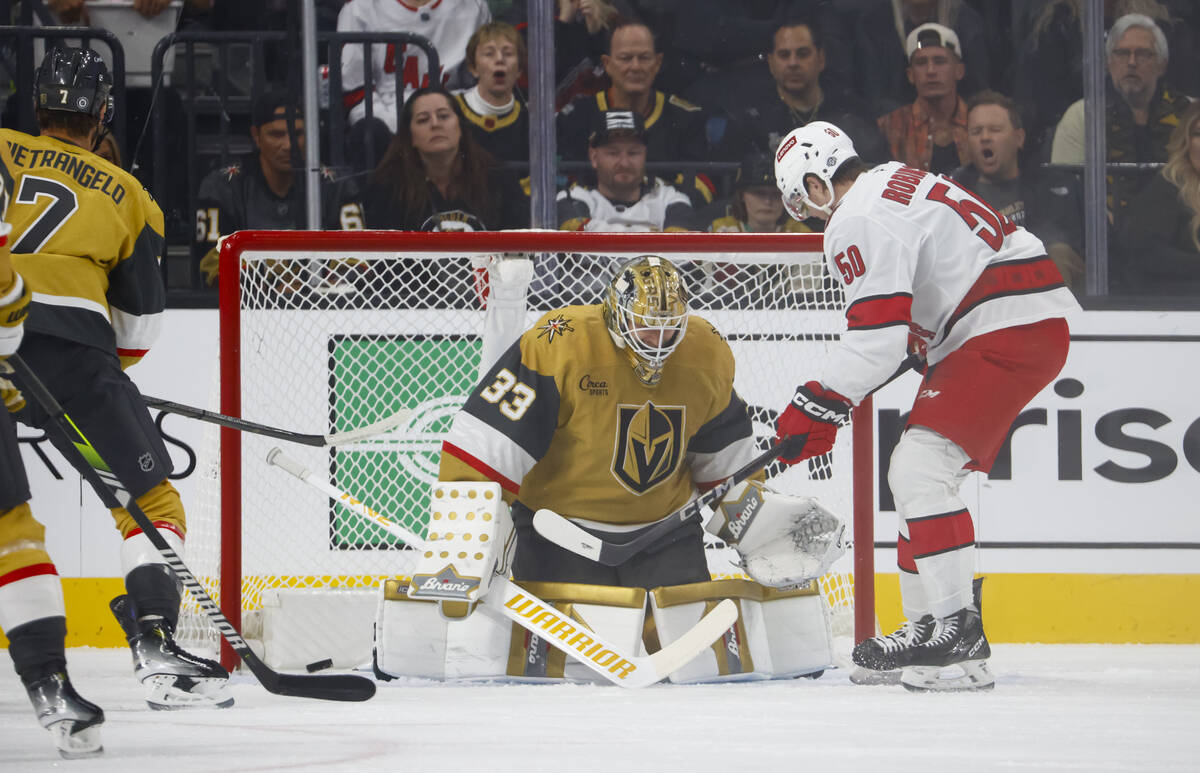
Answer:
[536,315,574,343]
[611,401,685,494]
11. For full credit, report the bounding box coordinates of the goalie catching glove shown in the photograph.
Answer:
[775,381,852,463]
[706,479,847,587]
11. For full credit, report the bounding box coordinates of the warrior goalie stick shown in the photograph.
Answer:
[533,354,924,566]
[265,448,739,688]
[8,355,377,703]
[143,396,409,447]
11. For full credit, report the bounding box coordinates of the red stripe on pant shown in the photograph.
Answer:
[897,534,917,573]
[907,508,975,559]
[0,562,58,587]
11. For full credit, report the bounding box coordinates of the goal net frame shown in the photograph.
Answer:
[198,229,877,671]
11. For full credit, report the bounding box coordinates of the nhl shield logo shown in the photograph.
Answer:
[611,402,685,494]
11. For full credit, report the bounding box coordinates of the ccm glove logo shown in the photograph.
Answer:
[791,383,851,427]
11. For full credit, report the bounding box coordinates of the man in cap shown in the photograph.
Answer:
[193,88,364,286]
[557,110,697,232]
[876,22,970,175]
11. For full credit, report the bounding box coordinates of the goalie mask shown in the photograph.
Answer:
[774,121,857,220]
[603,255,690,387]
[35,46,113,126]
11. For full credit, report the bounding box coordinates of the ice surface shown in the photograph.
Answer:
[1,645,1197,772]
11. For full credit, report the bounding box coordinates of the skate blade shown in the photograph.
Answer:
[49,721,104,759]
[848,666,902,686]
[901,660,994,693]
[143,674,235,710]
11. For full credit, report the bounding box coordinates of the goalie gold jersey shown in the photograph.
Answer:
[0,129,165,367]
[439,304,759,526]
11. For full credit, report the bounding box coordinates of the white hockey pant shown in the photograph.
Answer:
[888,427,975,620]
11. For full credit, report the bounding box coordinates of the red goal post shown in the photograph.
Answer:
[185,230,876,670]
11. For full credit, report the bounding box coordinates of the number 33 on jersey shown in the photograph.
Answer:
[0,128,165,369]
[815,161,1076,405]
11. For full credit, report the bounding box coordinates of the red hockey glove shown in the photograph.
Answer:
[774,381,852,464]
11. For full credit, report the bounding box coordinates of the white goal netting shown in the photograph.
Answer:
[178,231,865,670]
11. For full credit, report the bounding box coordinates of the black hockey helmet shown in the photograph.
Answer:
[35,46,113,123]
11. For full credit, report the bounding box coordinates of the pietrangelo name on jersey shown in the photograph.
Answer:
[5,140,126,205]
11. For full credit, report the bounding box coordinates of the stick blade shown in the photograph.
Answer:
[532,509,603,561]
[261,671,377,702]
[647,598,739,682]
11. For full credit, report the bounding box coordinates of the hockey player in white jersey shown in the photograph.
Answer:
[773,121,1079,691]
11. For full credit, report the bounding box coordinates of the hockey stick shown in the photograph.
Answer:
[533,354,924,566]
[266,448,738,688]
[533,434,806,567]
[143,395,409,447]
[7,355,377,703]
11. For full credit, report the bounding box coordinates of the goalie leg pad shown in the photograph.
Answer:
[710,480,847,587]
[375,579,647,683]
[408,481,514,617]
[650,579,832,684]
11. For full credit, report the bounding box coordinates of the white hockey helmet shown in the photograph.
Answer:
[774,121,858,219]
[603,255,690,387]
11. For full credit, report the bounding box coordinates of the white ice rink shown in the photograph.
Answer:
[2,645,1198,772]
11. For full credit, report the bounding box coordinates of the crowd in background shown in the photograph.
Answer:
[4,0,1200,301]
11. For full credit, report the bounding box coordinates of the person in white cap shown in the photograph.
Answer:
[876,22,969,175]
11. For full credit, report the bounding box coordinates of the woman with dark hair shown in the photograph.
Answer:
[363,86,529,232]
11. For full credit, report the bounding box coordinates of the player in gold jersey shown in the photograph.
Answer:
[439,255,761,587]
[1,179,107,757]
[2,47,231,711]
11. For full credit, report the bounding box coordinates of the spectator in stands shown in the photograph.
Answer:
[362,86,529,231]
[658,0,854,99]
[557,20,713,206]
[337,0,491,164]
[704,153,812,234]
[877,23,970,175]
[953,91,1086,292]
[719,17,886,164]
[554,0,633,110]
[1016,0,1200,152]
[1117,101,1200,295]
[454,21,529,162]
[193,89,364,285]
[853,0,989,117]
[1050,13,1192,174]
[1051,13,1194,219]
[700,152,820,307]
[557,110,698,232]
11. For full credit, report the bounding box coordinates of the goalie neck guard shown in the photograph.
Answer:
[603,255,690,387]
[35,46,113,124]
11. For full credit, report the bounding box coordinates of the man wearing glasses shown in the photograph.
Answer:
[1050,13,1192,193]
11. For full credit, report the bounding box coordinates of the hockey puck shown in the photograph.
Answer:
[306,658,334,673]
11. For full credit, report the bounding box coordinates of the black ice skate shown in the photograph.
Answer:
[850,614,935,671]
[26,672,105,759]
[900,604,994,692]
[111,595,234,710]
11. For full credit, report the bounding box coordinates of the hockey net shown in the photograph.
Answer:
[178,230,873,672]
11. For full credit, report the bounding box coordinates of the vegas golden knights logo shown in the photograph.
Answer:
[612,402,685,494]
